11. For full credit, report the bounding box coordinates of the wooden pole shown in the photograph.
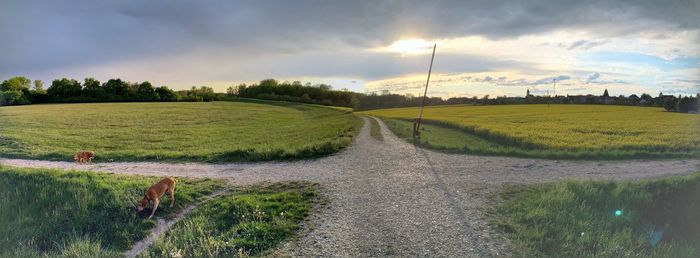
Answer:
[414,43,437,138]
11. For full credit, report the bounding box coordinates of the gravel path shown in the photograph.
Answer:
[1,116,697,257]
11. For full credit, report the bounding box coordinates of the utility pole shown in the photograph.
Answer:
[413,43,437,140]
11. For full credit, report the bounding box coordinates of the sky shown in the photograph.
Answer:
[1,0,699,98]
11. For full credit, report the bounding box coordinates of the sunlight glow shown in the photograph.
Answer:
[382,38,435,55]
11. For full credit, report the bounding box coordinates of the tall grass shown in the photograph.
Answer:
[0,165,224,256]
[0,101,361,162]
[142,182,318,257]
[363,105,700,159]
[492,174,700,257]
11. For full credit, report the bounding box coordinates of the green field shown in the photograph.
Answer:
[143,182,317,257]
[361,104,700,159]
[0,165,224,257]
[0,101,360,162]
[492,174,700,257]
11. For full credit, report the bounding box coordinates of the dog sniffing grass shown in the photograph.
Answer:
[142,181,318,257]
[491,174,700,257]
[0,165,224,257]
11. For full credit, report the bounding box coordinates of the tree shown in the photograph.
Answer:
[47,78,82,100]
[678,97,699,113]
[0,90,31,105]
[640,93,653,105]
[103,79,129,96]
[318,84,332,90]
[136,81,158,101]
[1,76,31,91]
[33,80,45,92]
[663,96,676,111]
[603,89,610,98]
[155,86,178,101]
[82,77,104,98]
[259,79,278,87]
[227,84,246,95]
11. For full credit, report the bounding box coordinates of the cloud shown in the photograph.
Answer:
[585,72,601,83]
[567,40,609,50]
[531,75,571,85]
[0,0,698,95]
[2,0,698,73]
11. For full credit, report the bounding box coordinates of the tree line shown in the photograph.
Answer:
[351,89,700,113]
[0,76,220,106]
[3,76,698,113]
[228,79,356,107]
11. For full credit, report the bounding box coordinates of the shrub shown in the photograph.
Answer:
[0,90,31,106]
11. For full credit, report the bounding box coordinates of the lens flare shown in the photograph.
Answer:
[614,210,623,217]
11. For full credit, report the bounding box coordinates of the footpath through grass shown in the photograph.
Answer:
[0,165,224,257]
[142,181,318,257]
[492,174,700,257]
[0,101,360,162]
[363,105,700,159]
[368,117,384,141]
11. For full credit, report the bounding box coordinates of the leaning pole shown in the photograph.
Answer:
[414,43,437,140]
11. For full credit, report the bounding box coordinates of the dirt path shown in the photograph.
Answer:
[124,189,230,258]
[1,117,697,257]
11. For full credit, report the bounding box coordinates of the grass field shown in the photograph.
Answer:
[492,174,700,257]
[0,165,224,257]
[143,182,318,257]
[0,101,360,162]
[361,104,700,159]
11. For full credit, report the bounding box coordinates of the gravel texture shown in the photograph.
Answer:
[1,116,698,257]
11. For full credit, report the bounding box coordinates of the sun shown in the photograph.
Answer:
[383,38,434,55]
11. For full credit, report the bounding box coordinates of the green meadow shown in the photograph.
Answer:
[0,101,360,162]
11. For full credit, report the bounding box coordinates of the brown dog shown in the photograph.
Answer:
[74,151,95,163]
[137,177,177,219]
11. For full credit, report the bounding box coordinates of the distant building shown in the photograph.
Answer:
[601,89,613,104]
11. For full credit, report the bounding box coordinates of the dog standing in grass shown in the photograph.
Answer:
[74,151,95,163]
[137,177,177,219]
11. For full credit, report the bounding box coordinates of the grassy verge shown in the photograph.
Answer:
[0,101,361,162]
[491,174,700,257]
[0,165,225,257]
[382,118,698,159]
[368,117,384,141]
[142,181,318,257]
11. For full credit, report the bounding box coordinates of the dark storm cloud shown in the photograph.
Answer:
[1,0,697,80]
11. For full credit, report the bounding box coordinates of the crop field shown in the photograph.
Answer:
[361,104,700,159]
[0,165,224,257]
[493,174,700,257]
[0,101,360,162]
